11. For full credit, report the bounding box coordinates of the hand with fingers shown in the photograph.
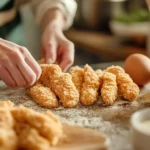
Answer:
[41,8,75,72]
[0,38,41,88]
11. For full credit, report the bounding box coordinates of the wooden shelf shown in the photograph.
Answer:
[65,28,147,61]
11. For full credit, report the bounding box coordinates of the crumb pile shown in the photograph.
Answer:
[0,101,62,150]
[28,64,140,108]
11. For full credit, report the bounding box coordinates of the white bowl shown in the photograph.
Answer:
[131,108,150,150]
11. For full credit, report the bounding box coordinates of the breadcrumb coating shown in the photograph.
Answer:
[101,72,118,105]
[0,128,18,150]
[106,66,125,74]
[0,102,18,150]
[39,64,62,88]
[0,100,14,109]
[41,64,79,108]
[96,69,103,89]
[50,73,80,108]
[11,106,63,146]
[80,65,99,105]
[15,123,50,150]
[39,65,51,88]
[42,64,62,78]
[118,73,140,101]
[0,101,63,149]
[0,110,14,128]
[28,63,140,107]
[27,83,58,108]
[106,66,139,101]
[69,66,84,93]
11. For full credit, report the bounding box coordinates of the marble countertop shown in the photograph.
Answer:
[0,61,150,150]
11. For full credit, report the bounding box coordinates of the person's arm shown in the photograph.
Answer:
[31,0,77,30]
[31,0,77,71]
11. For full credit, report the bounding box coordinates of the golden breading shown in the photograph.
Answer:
[80,65,99,105]
[50,73,80,108]
[42,64,79,107]
[15,123,50,150]
[0,100,14,109]
[101,72,118,105]
[0,128,18,150]
[39,64,62,88]
[45,64,62,78]
[69,66,84,93]
[27,83,58,108]
[118,73,140,101]
[116,72,132,85]
[95,69,103,89]
[106,66,125,74]
[95,69,103,77]
[11,106,62,146]
[106,66,140,101]
[39,65,51,88]
[0,106,18,150]
[0,110,14,128]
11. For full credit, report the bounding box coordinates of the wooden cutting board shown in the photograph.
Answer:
[51,124,110,150]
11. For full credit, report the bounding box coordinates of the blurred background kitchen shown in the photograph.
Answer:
[18,0,150,66]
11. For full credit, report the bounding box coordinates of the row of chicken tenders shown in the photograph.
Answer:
[28,63,140,108]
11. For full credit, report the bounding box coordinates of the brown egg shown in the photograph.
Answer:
[124,54,150,86]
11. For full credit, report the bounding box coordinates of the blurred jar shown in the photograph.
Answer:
[74,0,128,31]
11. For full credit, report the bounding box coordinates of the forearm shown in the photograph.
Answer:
[40,8,65,32]
[31,0,77,30]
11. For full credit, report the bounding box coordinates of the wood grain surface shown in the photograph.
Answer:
[51,124,110,150]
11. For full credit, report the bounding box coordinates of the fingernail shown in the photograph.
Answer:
[47,58,53,64]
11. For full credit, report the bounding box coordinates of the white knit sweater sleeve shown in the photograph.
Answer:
[31,0,77,30]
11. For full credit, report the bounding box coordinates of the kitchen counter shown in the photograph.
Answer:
[65,28,147,61]
[0,61,150,150]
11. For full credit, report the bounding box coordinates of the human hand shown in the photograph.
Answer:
[41,24,74,71]
[40,9,75,71]
[0,38,41,87]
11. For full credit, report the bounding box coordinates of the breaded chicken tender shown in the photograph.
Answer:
[0,103,18,150]
[69,66,84,93]
[11,106,62,146]
[39,64,62,88]
[27,83,58,108]
[39,65,51,88]
[106,66,140,101]
[117,73,140,101]
[80,65,99,105]
[51,73,80,108]
[101,72,118,105]
[43,64,79,107]
[15,123,50,150]
[96,69,103,89]
[44,64,62,78]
